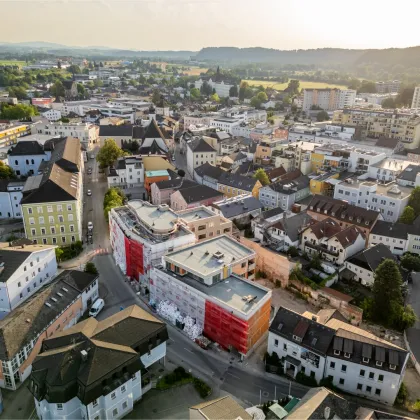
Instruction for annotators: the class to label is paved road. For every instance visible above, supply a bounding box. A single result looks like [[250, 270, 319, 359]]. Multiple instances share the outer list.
[[173, 143, 191, 179]]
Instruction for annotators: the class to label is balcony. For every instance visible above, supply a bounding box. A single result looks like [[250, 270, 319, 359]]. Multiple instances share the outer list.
[[305, 241, 339, 257], [248, 263, 256, 270]]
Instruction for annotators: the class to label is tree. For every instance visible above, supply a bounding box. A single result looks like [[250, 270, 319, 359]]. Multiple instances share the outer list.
[[50, 80, 65, 97], [103, 187, 126, 220], [151, 89, 161, 105], [178, 169, 185, 178], [190, 88, 201, 100], [372, 259, 403, 326], [381, 97, 396, 109], [399, 206, 415, 224], [200, 81, 213, 96], [250, 96, 261, 108], [96, 139, 125, 168], [358, 80, 377, 93], [127, 139, 139, 153], [68, 64, 81, 74], [408, 187, 420, 217], [0, 103, 38, 120], [316, 110, 330, 122], [77, 83, 86, 97], [229, 85, 238, 97], [287, 79, 300, 95], [7, 86, 28, 100], [253, 168, 270, 186], [84, 262, 98, 275], [348, 78, 362, 91], [210, 93, 220, 102], [0, 162, 16, 179], [396, 87, 415, 107], [256, 91, 268, 102], [401, 253, 420, 272], [239, 81, 253, 101]]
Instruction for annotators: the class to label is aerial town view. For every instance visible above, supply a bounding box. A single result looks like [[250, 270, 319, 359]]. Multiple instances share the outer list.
[[1, 1, 420, 419]]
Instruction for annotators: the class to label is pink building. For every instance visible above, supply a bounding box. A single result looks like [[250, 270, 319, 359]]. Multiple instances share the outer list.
[[151, 179, 197, 205], [170, 184, 223, 211]]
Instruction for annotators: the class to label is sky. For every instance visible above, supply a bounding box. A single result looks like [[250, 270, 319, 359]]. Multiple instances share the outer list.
[[1, 0, 420, 51]]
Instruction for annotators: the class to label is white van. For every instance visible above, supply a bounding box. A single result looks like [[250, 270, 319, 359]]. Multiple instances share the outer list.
[[89, 298, 104, 317]]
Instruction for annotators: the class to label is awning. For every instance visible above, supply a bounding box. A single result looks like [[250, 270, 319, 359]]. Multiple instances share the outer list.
[[285, 355, 301, 367]]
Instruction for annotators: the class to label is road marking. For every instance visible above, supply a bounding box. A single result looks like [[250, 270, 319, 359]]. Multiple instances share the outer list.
[[169, 337, 175, 343], [226, 372, 241, 380], [184, 347, 194, 353]]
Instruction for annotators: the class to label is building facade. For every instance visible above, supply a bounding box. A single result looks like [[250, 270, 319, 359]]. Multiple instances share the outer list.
[[302, 89, 356, 112]]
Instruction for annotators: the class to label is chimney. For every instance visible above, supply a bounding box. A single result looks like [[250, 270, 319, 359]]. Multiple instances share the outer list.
[[80, 349, 88, 362]]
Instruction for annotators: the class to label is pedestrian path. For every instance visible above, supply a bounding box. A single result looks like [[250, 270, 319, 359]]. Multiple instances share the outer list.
[[59, 247, 111, 269]]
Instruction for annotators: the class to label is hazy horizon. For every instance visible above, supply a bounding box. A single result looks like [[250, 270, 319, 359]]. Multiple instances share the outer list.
[[1, 0, 420, 51]]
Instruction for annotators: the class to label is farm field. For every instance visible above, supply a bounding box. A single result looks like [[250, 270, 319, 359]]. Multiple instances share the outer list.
[[150, 61, 207, 76], [0, 60, 26, 67], [245, 79, 348, 90]]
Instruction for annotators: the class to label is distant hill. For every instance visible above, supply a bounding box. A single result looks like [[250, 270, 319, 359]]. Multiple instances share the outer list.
[[194, 46, 420, 68]]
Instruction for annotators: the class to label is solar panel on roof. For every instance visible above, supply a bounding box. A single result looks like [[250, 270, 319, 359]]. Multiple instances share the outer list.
[[375, 346, 386, 362], [362, 343, 373, 358], [389, 350, 399, 366], [343, 339, 354, 354], [333, 336, 343, 351]]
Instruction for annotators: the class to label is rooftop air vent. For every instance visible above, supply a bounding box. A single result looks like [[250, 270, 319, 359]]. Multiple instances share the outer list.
[[213, 251, 224, 259]]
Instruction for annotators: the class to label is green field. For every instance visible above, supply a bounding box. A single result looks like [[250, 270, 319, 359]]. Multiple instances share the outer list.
[[245, 79, 348, 90], [0, 60, 26, 67]]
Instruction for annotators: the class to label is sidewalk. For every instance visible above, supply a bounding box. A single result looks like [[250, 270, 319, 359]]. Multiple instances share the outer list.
[[59, 246, 110, 270]]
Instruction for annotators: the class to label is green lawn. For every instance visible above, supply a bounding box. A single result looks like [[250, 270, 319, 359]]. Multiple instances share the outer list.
[[245, 79, 348, 91], [0, 60, 26, 67]]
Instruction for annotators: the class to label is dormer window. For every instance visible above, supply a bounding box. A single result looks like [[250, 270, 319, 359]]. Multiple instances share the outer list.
[[341, 214, 345, 219], [363, 357, 370, 363], [349, 216, 353, 221], [334, 350, 341, 356], [332, 212, 335, 217], [357, 218, 361, 223], [344, 352, 351, 358], [365, 221, 369, 225], [376, 361, 383, 367], [389, 364, 396, 370], [310, 205, 314, 210], [324, 210, 327, 214], [292, 335, 302, 342]]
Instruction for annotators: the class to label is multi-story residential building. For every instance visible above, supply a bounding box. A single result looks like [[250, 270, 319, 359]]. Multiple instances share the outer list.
[[150, 236, 271, 357], [186, 137, 217, 177], [397, 164, 420, 187], [0, 122, 31, 148], [307, 195, 380, 240], [209, 117, 241, 134], [183, 113, 217, 130], [259, 170, 310, 210], [107, 156, 144, 190], [332, 108, 420, 149], [170, 183, 223, 211], [20, 137, 83, 246], [253, 143, 272, 164], [31, 121, 98, 149], [0, 270, 98, 390], [41, 108, 62, 122], [0, 241, 57, 318], [109, 201, 196, 283], [268, 306, 409, 405], [217, 172, 262, 199], [29, 305, 167, 419], [321, 124, 356, 140], [210, 194, 263, 223], [151, 178, 195, 205], [368, 220, 411, 256], [7, 139, 58, 178], [0, 180, 24, 219], [302, 89, 356, 112], [376, 80, 400, 94], [194, 73, 238, 98], [194, 163, 225, 190], [176, 206, 233, 241], [367, 158, 410, 183], [301, 218, 365, 265], [345, 243, 398, 287], [412, 86, 420, 109], [333, 177, 411, 223]]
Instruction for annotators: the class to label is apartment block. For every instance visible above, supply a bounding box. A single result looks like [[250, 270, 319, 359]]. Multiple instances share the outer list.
[[302, 89, 356, 112], [0, 122, 31, 148]]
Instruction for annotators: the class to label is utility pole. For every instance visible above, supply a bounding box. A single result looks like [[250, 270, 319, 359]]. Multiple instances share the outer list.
[[259, 389, 262, 405]]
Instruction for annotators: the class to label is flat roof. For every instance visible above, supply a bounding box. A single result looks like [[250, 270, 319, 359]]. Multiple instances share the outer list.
[[145, 170, 169, 177], [176, 206, 216, 222], [126, 200, 178, 231], [165, 235, 255, 276], [338, 178, 412, 198]]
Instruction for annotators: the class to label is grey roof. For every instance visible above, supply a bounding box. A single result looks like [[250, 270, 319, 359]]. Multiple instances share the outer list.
[[397, 164, 420, 182], [178, 184, 223, 204], [270, 212, 314, 242], [0, 270, 98, 360], [8, 141, 45, 156], [268, 174, 310, 195], [347, 243, 396, 272], [270, 307, 336, 356], [211, 196, 263, 219], [375, 137, 400, 149], [189, 137, 216, 153], [194, 162, 225, 181], [99, 124, 133, 137], [155, 178, 196, 190], [0, 249, 32, 283], [218, 172, 258, 192], [261, 207, 285, 220], [370, 220, 414, 240]]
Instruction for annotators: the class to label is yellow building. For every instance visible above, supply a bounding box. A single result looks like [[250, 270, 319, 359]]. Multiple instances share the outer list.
[[310, 172, 340, 195], [254, 144, 272, 164], [0, 123, 31, 147], [217, 173, 262, 198], [310, 152, 325, 172]]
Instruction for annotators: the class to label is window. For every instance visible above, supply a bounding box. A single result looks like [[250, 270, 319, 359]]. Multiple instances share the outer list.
[[334, 350, 340, 356], [359, 369, 365, 377], [375, 388, 381, 396], [28, 207, 33, 214], [111, 392, 116, 400], [274, 339, 278, 347], [31, 228, 36, 236], [57, 205, 62, 211], [29, 217, 35, 225], [363, 357, 370, 363], [369, 372, 374, 380], [376, 361, 383, 367], [92, 399, 98, 408], [357, 383, 362, 390], [62, 237, 66, 243], [56, 403, 63, 410], [68, 214, 74, 222], [390, 364, 396, 370], [47, 206, 53, 213], [51, 227, 56, 234], [49, 216, 54, 224], [18, 282, 21, 287], [58, 215, 64, 223], [52, 238, 57, 245], [122, 401, 128, 410], [341, 365, 347, 372], [283, 343, 287, 351], [41, 228, 46, 235], [121, 385, 126, 393], [330, 361, 335, 369], [39, 216, 44, 224], [60, 226, 65, 233], [70, 225, 74, 232], [378, 374, 384, 382], [339, 378, 345, 385]]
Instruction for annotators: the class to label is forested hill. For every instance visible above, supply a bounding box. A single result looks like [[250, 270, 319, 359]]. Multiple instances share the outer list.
[[194, 46, 420, 67]]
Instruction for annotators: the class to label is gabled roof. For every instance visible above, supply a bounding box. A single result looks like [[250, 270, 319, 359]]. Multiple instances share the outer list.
[[190, 396, 252, 420], [177, 184, 223, 204], [211, 195, 263, 218], [218, 172, 259, 192], [155, 178, 196, 191], [307, 218, 341, 240], [139, 139, 168, 156], [194, 162, 225, 181], [8, 141, 45, 156], [333, 225, 364, 248], [143, 119, 165, 140], [99, 124, 133, 137], [370, 220, 413, 240], [266, 166, 286, 181], [347, 243, 396, 272], [189, 137, 216, 153], [270, 212, 314, 242], [397, 164, 420, 182]]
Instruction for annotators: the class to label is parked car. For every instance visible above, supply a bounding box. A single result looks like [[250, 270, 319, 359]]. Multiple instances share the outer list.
[[90, 153, 95, 159], [172, 155, 176, 161], [87, 221, 93, 231], [89, 298, 104, 317], [87, 189, 92, 196]]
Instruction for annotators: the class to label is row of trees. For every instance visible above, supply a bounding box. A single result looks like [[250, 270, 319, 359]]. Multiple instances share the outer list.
[[399, 187, 420, 224], [0, 103, 38, 120], [103, 188, 126, 221]]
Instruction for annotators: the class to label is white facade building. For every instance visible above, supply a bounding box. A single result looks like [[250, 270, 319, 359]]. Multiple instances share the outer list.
[[186, 137, 217, 177], [302, 89, 356, 112], [107, 156, 144, 190], [0, 181, 24, 219], [41, 109, 62, 122], [0, 243, 57, 318]]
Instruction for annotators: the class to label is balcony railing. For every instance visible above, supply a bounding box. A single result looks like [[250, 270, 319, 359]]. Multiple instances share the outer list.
[[305, 241, 339, 257]]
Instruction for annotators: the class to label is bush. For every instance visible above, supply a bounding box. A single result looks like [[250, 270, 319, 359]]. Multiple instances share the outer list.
[[275, 279, 281, 288], [84, 262, 98, 275], [395, 383, 408, 407], [296, 372, 318, 387], [193, 378, 211, 398], [286, 246, 299, 258], [319, 377, 340, 393], [55, 241, 83, 262], [412, 399, 420, 413]]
